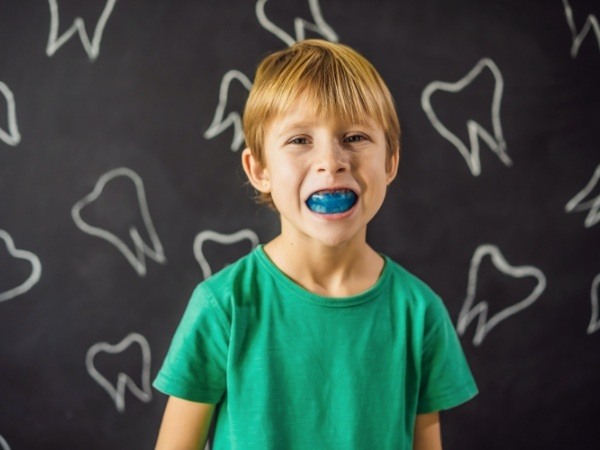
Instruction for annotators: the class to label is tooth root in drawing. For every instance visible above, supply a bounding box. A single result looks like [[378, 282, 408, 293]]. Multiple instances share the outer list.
[[204, 70, 253, 152], [588, 274, 600, 335], [0, 230, 42, 304], [0, 435, 9, 450], [256, 0, 339, 47], [204, 70, 252, 151], [563, 0, 600, 58], [456, 244, 547, 346], [85, 333, 152, 413], [565, 163, 600, 228], [46, 0, 118, 61], [193, 229, 259, 279], [0, 81, 21, 146], [71, 167, 166, 276], [421, 58, 511, 176]]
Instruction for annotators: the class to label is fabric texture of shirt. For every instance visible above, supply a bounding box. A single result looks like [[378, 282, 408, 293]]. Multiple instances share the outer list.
[[153, 246, 478, 449]]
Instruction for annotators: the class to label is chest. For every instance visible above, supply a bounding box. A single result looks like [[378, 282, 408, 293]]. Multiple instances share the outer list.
[[228, 297, 421, 386]]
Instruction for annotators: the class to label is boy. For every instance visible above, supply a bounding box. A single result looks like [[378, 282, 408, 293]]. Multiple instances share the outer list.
[[154, 39, 477, 450]]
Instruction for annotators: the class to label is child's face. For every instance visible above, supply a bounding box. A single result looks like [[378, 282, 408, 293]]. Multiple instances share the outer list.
[[243, 100, 398, 248]]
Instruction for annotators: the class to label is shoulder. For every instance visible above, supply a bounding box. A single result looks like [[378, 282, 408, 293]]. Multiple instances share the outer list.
[[382, 256, 450, 321], [201, 248, 259, 289], [383, 257, 442, 302], [191, 247, 265, 314]]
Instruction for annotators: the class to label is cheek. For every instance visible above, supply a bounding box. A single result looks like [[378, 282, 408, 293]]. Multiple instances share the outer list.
[[362, 160, 391, 198], [267, 163, 299, 196], [271, 155, 304, 181]]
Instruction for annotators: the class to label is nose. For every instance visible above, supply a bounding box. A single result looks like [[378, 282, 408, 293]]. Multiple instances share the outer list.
[[315, 140, 349, 175]]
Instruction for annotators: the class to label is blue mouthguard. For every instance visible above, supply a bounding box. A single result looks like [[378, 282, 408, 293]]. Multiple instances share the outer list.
[[306, 190, 357, 214]]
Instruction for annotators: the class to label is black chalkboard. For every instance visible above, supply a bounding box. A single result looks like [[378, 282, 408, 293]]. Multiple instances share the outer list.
[[1, 1, 599, 449]]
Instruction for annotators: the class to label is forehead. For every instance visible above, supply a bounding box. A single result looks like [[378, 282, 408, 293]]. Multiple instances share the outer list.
[[265, 94, 382, 138]]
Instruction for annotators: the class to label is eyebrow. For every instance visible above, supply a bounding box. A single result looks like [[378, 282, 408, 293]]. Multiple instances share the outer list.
[[275, 121, 317, 138], [278, 120, 374, 133]]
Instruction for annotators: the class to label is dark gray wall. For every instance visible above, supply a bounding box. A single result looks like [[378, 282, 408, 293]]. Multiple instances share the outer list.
[[1, 1, 599, 449]]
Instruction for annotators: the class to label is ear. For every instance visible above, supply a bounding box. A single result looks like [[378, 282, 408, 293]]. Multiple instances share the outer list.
[[241, 148, 271, 193], [385, 146, 400, 185]]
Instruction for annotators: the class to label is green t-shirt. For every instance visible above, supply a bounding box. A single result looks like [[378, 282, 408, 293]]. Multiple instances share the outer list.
[[154, 246, 477, 449]]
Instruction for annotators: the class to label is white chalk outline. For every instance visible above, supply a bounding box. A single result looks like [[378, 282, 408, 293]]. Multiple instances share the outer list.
[[563, 0, 600, 58], [204, 70, 253, 152], [46, 0, 118, 61], [421, 58, 512, 176], [0, 82, 21, 146], [565, 163, 600, 228], [193, 229, 259, 279], [0, 230, 42, 304], [588, 273, 600, 334], [457, 244, 547, 346], [0, 434, 10, 450], [256, 0, 339, 46], [86, 332, 152, 413], [71, 167, 166, 276]]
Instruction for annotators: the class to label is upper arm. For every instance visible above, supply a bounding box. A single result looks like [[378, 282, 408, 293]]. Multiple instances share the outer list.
[[155, 396, 215, 450], [413, 412, 442, 450]]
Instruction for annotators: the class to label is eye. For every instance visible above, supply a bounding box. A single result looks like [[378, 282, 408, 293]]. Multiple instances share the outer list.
[[288, 136, 309, 145], [344, 134, 367, 144]]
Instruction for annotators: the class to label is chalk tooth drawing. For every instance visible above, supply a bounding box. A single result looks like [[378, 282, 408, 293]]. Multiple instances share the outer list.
[[457, 244, 547, 346], [421, 58, 512, 176], [0, 230, 42, 304], [46, 0, 118, 61], [588, 274, 600, 334], [256, 0, 338, 46], [204, 70, 253, 152], [0, 434, 10, 450], [194, 229, 259, 279], [86, 332, 152, 413], [71, 167, 166, 276], [563, 0, 600, 58], [565, 163, 600, 228], [0, 82, 21, 146]]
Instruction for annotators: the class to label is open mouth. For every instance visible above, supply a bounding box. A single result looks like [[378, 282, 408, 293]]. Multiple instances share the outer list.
[[306, 189, 358, 214]]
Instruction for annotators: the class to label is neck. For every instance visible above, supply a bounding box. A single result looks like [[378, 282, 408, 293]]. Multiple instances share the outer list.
[[263, 232, 384, 298]]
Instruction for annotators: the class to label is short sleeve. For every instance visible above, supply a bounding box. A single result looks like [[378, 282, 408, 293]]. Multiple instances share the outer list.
[[153, 283, 230, 403], [417, 295, 478, 413]]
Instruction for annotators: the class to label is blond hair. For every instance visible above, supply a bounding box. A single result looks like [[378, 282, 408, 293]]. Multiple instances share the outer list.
[[243, 39, 400, 206]]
